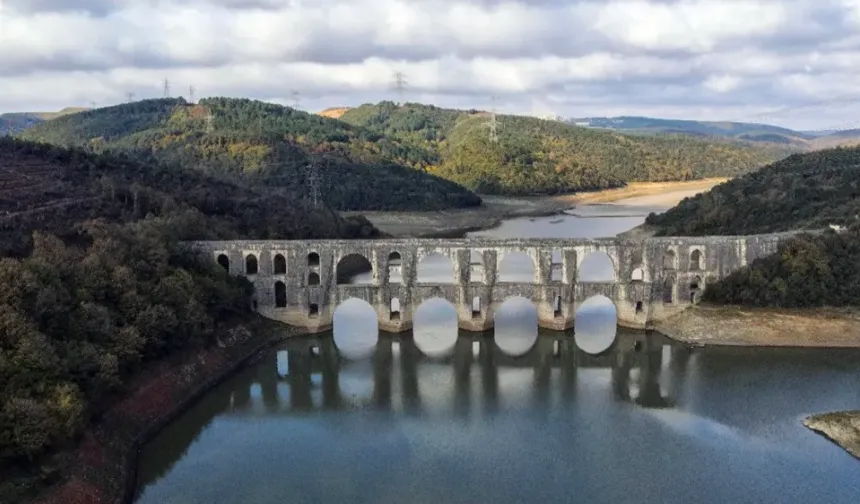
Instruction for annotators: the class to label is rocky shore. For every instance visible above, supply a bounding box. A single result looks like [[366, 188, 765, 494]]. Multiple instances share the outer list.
[[803, 412, 860, 460]]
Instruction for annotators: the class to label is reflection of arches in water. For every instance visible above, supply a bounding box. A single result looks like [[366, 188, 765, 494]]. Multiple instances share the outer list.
[[417, 252, 455, 284], [308, 272, 320, 285], [307, 252, 320, 267], [574, 295, 617, 355], [336, 253, 373, 284], [245, 254, 258, 275], [413, 298, 459, 356], [274, 281, 287, 308], [469, 250, 485, 283], [273, 254, 287, 275], [631, 268, 645, 282], [498, 251, 535, 283], [332, 298, 379, 360], [578, 251, 615, 282], [690, 249, 703, 271], [388, 252, 402, 284], [494, 296, 538, 356], [662, 250, 676, 270], [217, 254, 229, 271], [662, 276, 675, 304]]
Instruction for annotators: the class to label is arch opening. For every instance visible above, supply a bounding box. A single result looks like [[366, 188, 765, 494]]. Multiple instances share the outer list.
[[308, 303, 319, 318], [553, 295, 563, 319], [245, 254, 258, 275], [413, 298, 458, 356], [635, 301, 644, 314], [494, 296, 538, 356], [274, 281, 287, 308], [578, 251, 615, 283], [662, 276, 675, 304], [631, 268, 645, 282], [690, 249, 703, 271], [690, 275, 702, 304], [471, 296, 482, 319], [574, 295, 617, 355], [417, 252, 455, 284], [273, 254, 287, 275], [390, 297, 401, 321], [469, 251, 485, 283], [308, 272, 320, 286], [662, 250, 676, 270], [551, 251, 564, 282], [217, 254, 230, 271], [333, 298, 379, 360], [336, 253, 373, 285], [388, 251, 402, 284], [308, 252, 320, 267], [498, 251, 535, 283]]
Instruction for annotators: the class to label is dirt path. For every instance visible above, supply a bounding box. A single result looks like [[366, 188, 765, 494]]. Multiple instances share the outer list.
[[350, 179, 726, 237]]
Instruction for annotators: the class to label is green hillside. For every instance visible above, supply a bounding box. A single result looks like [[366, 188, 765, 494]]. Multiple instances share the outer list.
[[339, 102, 790, 195], [0, 108, 88, 136], [20, 98, 481, 212], [645, 146, 860, 236]]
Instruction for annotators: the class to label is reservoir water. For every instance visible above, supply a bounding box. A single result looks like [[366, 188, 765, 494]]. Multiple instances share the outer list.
[[134, 197, 860, 504]]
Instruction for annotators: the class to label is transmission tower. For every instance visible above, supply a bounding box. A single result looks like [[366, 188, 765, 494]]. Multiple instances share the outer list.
[[125, 92, 135, 103], [163, 79, 171, 98], [305, 155, 322, 208], [189, 85, 195, 104], [290, 90, 301, 109], [205, 107, 214, 134], [392, 72, 408, 105], [485, 95, 499, 143]]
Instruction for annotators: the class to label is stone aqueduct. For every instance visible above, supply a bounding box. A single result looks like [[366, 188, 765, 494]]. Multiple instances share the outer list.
[[189, 233, 794, 334]]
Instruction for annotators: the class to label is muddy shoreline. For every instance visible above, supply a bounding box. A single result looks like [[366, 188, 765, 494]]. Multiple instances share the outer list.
[[347, 179, 725, 237]]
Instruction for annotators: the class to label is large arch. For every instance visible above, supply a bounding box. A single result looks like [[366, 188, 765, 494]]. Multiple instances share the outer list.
[[273, 254, 287, 275], [274, 281, 287, 308], [308, 272, 320, 285], [336, 253, 373, 285], [578, 251, 615, 282], [494, 296, 538, 356], [417, 251, 455, 284], [662, 276, 675, 304], [574, 295, 617, 355], [413, 297, 458, 356], [690, 249, 703, 271], [308, 252, 320, 267], [332, 297, 379, 360], [498, 251, 535, 283], [245, 254, 258, 275], [217, 254, 229, 271]]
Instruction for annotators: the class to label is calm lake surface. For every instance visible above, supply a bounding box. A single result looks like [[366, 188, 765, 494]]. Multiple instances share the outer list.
[[135, 199, 860, 504]]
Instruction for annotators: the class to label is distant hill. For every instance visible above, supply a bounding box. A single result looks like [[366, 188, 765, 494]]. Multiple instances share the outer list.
[[0, 136, 378, 256], [19, 98, 481, 212], [0, 107, 88, 135], [645, 146, 860, 236], [339, 102, 791, 195]]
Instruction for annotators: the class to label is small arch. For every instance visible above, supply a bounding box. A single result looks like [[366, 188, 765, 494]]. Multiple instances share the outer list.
[[553, 295, 563, 319], [550, 251, 564, 282], [631, 268, 645, 282], [308, 303, 319, 318], [498, 251, 535, 283], [662, 276, 675, 304], [308, 272, 320, 285], [308, 252, 320, 267], [635, 301, 644, 314], [690, 275, 702, 304], [578, 251, 615, 283], [273, 254, 287, 275], [469, 251, 485, 283], [690, 249, 703, 271], [274, 281, 287, 308], [472, 296, 482, 319], [217, 254, 229, 271], [245, 254, 258, 275], [336, 253, 373, 285], [662, 250, 676, 270], [388, 251, 402, 284], [417, 252, 455, 284], [388, 251, 401, 264], [390, 297, 401, 321]]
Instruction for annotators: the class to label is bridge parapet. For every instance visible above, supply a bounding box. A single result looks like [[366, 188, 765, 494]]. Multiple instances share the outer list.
[[188, 232, 798, 333]]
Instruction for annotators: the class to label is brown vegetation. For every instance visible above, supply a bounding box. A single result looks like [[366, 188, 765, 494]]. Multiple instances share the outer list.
[[317, 107, 351, 119]]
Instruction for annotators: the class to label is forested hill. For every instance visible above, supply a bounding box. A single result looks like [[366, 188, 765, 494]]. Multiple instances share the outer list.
[[338, 101, 791, 195], [19, 98, 481, 212], [645, 146, 860, 236], [0, 136, 378, 256]]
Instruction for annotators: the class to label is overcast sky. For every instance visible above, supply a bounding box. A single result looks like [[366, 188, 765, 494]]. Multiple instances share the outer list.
[[2, 0, 860, 130]]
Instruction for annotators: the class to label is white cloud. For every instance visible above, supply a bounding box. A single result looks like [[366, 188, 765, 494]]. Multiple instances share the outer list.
[[1, 0, 860, 129]]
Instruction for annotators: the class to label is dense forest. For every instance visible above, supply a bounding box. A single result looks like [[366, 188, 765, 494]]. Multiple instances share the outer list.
[[340, 102, 791, 195], [645, 146, 860, 236], [703, 228, 860, 307], [0, 138, 378, 502], [19, 99, 481, 212]]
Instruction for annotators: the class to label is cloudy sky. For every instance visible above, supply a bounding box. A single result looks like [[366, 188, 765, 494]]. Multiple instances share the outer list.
[[2, 0, 860, 130]]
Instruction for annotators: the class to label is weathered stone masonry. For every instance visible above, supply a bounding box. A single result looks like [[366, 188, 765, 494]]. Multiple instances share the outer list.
[[187, 233, 796, 333]]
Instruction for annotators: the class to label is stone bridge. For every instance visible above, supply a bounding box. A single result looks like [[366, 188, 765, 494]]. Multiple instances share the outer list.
[[187, 233, 795, 333]]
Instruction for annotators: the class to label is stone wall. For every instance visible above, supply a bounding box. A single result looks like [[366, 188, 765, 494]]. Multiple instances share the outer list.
[[186, 232, 797, 333]]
